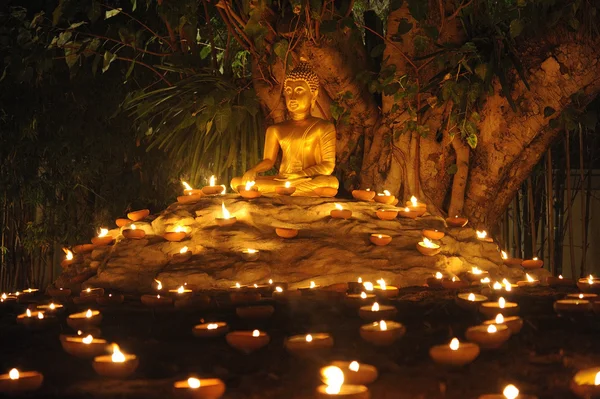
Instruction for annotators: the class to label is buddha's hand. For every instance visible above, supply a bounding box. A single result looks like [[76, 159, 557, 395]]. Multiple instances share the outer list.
[[283, 172, 307, 180], [242, 169, 257, 183]]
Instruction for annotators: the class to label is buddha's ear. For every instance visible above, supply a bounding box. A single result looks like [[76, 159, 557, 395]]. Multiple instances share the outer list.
[[311, 89, 319, 102]]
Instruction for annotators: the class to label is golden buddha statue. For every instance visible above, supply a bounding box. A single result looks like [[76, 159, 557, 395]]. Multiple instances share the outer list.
[[230, 61, 339, 196]]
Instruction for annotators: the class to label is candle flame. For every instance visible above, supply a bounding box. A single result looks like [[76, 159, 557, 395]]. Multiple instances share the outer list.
[[306, 334, 313, 342], [1, 293, 6, 300], [111, 344, 125, 363], [245, 248, 258, 254], [322, 366, 344, 394], [182, 181, 193, 191], [86, 288, 91, 293], [50, 303, 56, 310], [26, 309, 31, 317], [244, 181, 256, 191], [503, 384, 519, 399], [82, 335, 93, 344], [130, 224, 137, 230], [379, 320, 388, 331], [154, 279, 162, 290], [221, 202, 231, 219], [275, 286, 283, 292], [358, 277, 362, 283], [487, 324, 497, 333], [188, 377, 201, 389], [495, 313, 504, 324], [526, 273, 535, 282], [383, 190, 391, 196], [595, 371, 600, 386], [533, 257, 538, 261], [360, 292, 367, 299], [284, 181, 291, 188], [253, 284, 258, 288], [64, 248, 73, 261], [468, 293, 475, 301], [86, 309, 93, 318], [269, 279, 273, 284], [499, 297, 506, 309], [501, 250, 508, 260], [174, 225, 185, 233], [449, 338, 460, 350], [98, 228, 109, 238], [588, 275, 594, 285], [471, 267, 482, 275], [179, 246, 189, 254], [209, 175, 216, 186], [421, 237, 438, 248], [404, 207, 410, 212], [476, 230, 487, 239], [9, 369, 19, 380], [310, 281, 316, 289], [207, 323, 219, 330], [37, 312, 44, 319], [349, 361, 360, 372], [559, 275, 563, 279], [177, 286, 185, 294], [410, 196, 417, 207], [363, 282, 374, 291], [252, 330, 260, 337], [377, 278, 386, 290], [481, 277, 491, 283], [371, 302, 380, 311], [435, 272, 443, 279], [451, 276, 456, 282]]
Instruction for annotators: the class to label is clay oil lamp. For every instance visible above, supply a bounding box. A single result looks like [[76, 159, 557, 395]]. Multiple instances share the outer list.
[[201, 175, 226, 196], [501, 250, 523, 267], [80, 287, 105, 300], [17, 288, 40, 303], [0, 293, 18, 305], [141, 293, 173, 307], [229, 283, 261, 304], [178, 181, 204, 203], [423, 229, 444, 240], [427, 272, 444, 288], [570, 367, 600, 398], [362, 281, 375, 293], [272, 286, 301, 301], [238, 181, 261, 199], [123, 223, 146, 239], [67, 309, 102, 330], [446, 215, 468, 227], [275, 227, 298, 238], [358, 302, 397, 322], [0, 368, 43, 394], [215, 202, 236, 227], [466, 267, 489, 282], [521, 257, 543, 269], [374, 279, 398, 298], [299, 281, 322, 297], [554, 299, 591, 315], [127, 209, 149, 222], [314, 187, 339, 197], [406, 195, 427, 210], [441, 276, 469, 290], [360, 320, 405, 346], [226, 330, 269, 353], [476, 230, 493, 243], [484, 313, 523, 335], [316, 366, 369, 399], [74, 243, 96, 253], [169, 285, 193, 297], [374, 190, 395, 205], [91, 227, 113, 246], [46, 286, 71, 298], [275, 181, 296, 196], [517, 273, 540, 287], [352, 188, 376, 202], [399, 207, 421, 220], [93, 344, 138, 379], [547, 274, 575, 287], [239, 248, 260, 262], [567, 293, 598, 300], [285, 333, 334, 357], [172, 246, 192, 263], [236, 305, 275, 320], [416, 237, 441, 256], [466, 323, 510, 349], [16, 309, 52, 329], [348, 277, 364, 293], [480, 297, 519, 319], [61, 248, 74, 268], [115, 218, 131, 228], [193, 322, 229, 338], [328, 361, 378, 385], [36, 302, 64, 314], [429, 338, 480, 367], [480, 277, 491, 285], [370, 233, 392, 246], [577, 275, 600, 293], [345, 292, 376, 308], [456, 292, 488, 311], [479, 384, 538, 399], [173, 377, 226, 399], [97, 293, 124, 306], [61, 334, 108, 358], [375, 208, 398, 221], [501, 278, 519, 295], [163, 225, 189, 242], [331, 203, 352, 220]]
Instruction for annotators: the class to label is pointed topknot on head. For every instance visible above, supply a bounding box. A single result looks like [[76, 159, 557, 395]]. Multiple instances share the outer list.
[[284, 60, 319, 94]]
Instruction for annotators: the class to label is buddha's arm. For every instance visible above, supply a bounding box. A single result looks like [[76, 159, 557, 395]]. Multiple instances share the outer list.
[[242, 127, 279, 181], [298, 123, 336, 177]]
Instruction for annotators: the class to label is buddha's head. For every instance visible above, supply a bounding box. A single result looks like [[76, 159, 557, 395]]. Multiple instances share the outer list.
[[283, 61, 319, 116]]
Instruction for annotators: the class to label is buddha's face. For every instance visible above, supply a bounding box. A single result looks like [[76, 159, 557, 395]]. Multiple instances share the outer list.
[[284, 80, 316, 115]]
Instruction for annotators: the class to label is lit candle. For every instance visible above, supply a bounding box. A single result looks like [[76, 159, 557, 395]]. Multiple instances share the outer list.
[[352, 188, 376, 201], [445, 215, 468, 227], [483, 313, 523, 335], [478, 383, 538, 399], [241, 248, 260, 262], [141, 293, 173, 307], [61, 334, 108, 358], [521, 257, 544, 269], [570, 367, 600, 399], [330, 203, 353, 219], [92, 228, 114, 246], [326, 361, 378, 386], [422, 229, 445, 240], [226, 330, 270, 353], [67, 309, 102, 330], [373, 190, 395, 205], [476, 230, 493, 243], [238, 181, 261, 199], [345, 291, 376, 308], [92, 344, 139, 379], [285, 333, 334, 357], [316, 366, 369, 399], [171, 246, 192, 263], [517, 273, 540, 287], [173, 376, 226, 399], [358, 302, 397, 322], [36, 302, 63, 314], [168, 285, 193, 296], [429, 338, 480, 366], [0, 368, 43, 394], [426, 272, 444, 288], [215, 202, 236, 226], [465, 323, 511, 349], [370, 233, 392, 246], [466, 267, 489, 281], [122, 223, 146, 239], [398, 206, 422, 219], [375, 208, 398, 220], [360, 320, 405, 346], [61, 248, 75, 268], [553, 299, 592, 315], [275, 227, 299, 238], [455, 292, 488, 310], [201, 175, 226, 195], [192, 322, 229, 338], [547, 274, 575, 287], [577, 275, 600, 293], [441, 276, 469, 290], [374, 278, 399, 298], [480, 297, 519, 319], [275, 181, 297, 195], [416, 237, 441, 256]]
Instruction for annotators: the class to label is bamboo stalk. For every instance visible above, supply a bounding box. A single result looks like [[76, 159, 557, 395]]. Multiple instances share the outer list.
[[514, 193, 521, 257], [578, 124, 587, 277], [546, 149, 555, 275], [528, 177, 536, 256], [565, 131, 576, 276]]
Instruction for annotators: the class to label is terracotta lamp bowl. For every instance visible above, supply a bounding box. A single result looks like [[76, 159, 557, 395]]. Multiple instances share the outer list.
[[370, 234, 392, 246], [236, 186, 262, 199], [127, 209, 150, 221], [177, 194, 203, 204], [276, 228, 298, 239], [446, 217, 468, 227], [521, 259, 544, 269], [74, 244, 95, 254], [374, 195, 395, 205], [399, 209, 422, 219], [115, 218, 131, 227], [122, 229, 146, 239], [422, 229, 444, 240], [275, 186, 296, 195], [376, 209, 398, 220], [352, 190, 376, 201], [441, 279, 470, 290], [215, 217, 237, 227], [330, 209, 352, 219], [202, 185, 225, 195], [416, 243, 441, 256], [313, 187, 338, 197], [163, 232, 187, 242], [91, 236, 114, 246], [503, 258, 523, 267]]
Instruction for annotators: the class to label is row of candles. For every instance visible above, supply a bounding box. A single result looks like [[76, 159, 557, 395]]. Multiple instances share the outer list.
[[4, 271, 600, 398]]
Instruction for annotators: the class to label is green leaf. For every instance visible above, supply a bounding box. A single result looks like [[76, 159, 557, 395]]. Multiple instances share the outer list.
[[200, 46, 211, 60], [471, 112, 480, 122], [407, 0, 428, 20], [447, 163, 458, 175], [466, 134, 477, 149], [370, 43, 386, 58], [396, 18, 413, 35], [125, 60, 135, 80], [543, 106, 555, 118], [509, 19, 524, 38], [273, 40, 289, 61], [102, 51, 117, 73], [206, 119, 213, 133], [69, 21, 87, 29], [214, 105, 232, 133], [57, 31, 72, 46], [105, 8, 122, 19]]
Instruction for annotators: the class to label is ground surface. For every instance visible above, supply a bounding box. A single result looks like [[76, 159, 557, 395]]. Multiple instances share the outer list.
[[0, 285, 598, 399]]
